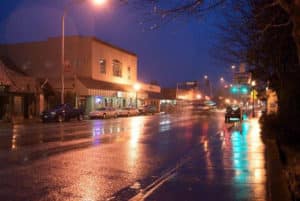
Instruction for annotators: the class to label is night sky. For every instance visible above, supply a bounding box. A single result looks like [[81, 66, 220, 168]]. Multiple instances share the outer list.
[[0, 0, 229, 87]]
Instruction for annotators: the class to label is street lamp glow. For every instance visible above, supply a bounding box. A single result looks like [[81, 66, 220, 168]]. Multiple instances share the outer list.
[[220, 77, 224, 82], [251, 80, 256, 87], [93, 0, 106, 5], [196, 94, 202, 99], [204, 75, 208, 79], [231, 65, 236, 69], [134, 83, 141, 91]]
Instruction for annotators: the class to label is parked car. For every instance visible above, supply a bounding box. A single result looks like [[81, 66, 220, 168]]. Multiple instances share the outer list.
[[40, 104, 84, 123], [117, 107, 139, 117], [89, 107, 118, 119], [225, 105, 242, 123]]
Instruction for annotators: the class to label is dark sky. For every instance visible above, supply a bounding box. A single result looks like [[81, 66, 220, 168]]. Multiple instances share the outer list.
[[0, 0, 230, 87]]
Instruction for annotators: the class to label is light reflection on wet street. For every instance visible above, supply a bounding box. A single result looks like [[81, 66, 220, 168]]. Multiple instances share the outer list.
[[0, 112, 266, 201]]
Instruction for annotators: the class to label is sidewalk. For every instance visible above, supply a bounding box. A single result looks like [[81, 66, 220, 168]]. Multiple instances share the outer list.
[[280, 143, 300, 200], [266, 139, 292, 201]]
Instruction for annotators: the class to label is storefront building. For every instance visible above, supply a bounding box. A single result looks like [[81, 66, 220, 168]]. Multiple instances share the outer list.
[[0, 60, 37, 121], [0, 36, 160, 113]]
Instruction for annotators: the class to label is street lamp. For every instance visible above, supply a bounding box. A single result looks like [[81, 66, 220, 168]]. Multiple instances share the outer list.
[[220, 77, 224, 82], [61, 0, 106, 104], [203, 75, 212, 98], [133, 83, 141, 108], [251, 80, 256, 117]]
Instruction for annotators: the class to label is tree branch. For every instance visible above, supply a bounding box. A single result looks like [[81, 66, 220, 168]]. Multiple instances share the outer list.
[[261, 19, 292, 33]]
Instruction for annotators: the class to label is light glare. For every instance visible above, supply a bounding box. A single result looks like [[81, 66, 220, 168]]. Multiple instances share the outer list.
[[93, 0, 106, 5]]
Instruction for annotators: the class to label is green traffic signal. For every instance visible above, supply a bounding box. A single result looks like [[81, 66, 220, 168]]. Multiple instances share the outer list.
[[230, 85, 249, 95], [240, 86, 249, 94], [230, 86, 239, 94]]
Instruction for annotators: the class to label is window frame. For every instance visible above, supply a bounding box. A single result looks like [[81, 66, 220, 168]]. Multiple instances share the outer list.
[[99, 59, 106, 74], [112, 59, 122, 77]]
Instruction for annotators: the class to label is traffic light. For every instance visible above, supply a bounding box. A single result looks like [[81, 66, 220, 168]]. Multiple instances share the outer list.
[[230, 86, 239, 94], [240, 85, 249, 95], [230, 85, 249, 95]]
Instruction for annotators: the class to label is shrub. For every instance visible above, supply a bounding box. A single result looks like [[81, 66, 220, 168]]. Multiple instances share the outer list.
[[259, 113, 280, 140]]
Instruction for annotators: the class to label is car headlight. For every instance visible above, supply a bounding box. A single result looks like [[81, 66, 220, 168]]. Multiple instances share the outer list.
[[50, 112, 56, 115]]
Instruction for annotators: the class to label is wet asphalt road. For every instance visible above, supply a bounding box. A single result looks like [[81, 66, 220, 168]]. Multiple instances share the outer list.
[[0, 111, 266, 201]]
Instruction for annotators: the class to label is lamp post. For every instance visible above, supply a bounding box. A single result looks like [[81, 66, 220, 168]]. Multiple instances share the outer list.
[[134, 83, 141, 108], [61, 0, 106, 104], [204, 75, 212, 98], [251, 80, 256, 117]]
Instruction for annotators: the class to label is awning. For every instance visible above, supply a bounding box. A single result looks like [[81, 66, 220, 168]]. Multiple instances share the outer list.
[[76, 77, 135, 97], [0, 60, 36, 93], [78, 77, 133, 92], [0, 61, 13, 86]]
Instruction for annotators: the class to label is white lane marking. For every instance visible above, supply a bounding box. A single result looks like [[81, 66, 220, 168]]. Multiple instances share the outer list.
[[129, 157, 191, 201], [129, 172, 176, 201]]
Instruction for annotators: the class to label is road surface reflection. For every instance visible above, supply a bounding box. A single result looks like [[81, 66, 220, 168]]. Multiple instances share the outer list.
[[0, 113, 267, 201]]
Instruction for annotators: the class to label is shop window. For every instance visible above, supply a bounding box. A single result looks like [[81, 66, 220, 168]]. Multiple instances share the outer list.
[[112, 59, 122, 77]]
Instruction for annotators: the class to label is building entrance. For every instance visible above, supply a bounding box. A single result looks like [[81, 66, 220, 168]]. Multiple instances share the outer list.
[[0, 95, 8, 120]]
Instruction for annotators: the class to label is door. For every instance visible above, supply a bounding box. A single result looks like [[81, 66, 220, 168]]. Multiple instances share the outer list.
[[0, 95, 8, 120]]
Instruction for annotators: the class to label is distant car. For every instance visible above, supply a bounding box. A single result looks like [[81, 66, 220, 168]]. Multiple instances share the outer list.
[[41, 104, 84, 123], [117, 107, 139, 117], [138, 105, 157, 115], [89, 107, 118, 119], [204, 100, 217, 110], [225, 105, 242, 123], [193, 100, 216, 112], [195, 102, 211, 111]]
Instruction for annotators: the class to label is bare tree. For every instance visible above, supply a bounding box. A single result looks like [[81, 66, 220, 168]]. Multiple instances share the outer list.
[[131, 0, 300, 63], [277, 0, 300, 63]]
